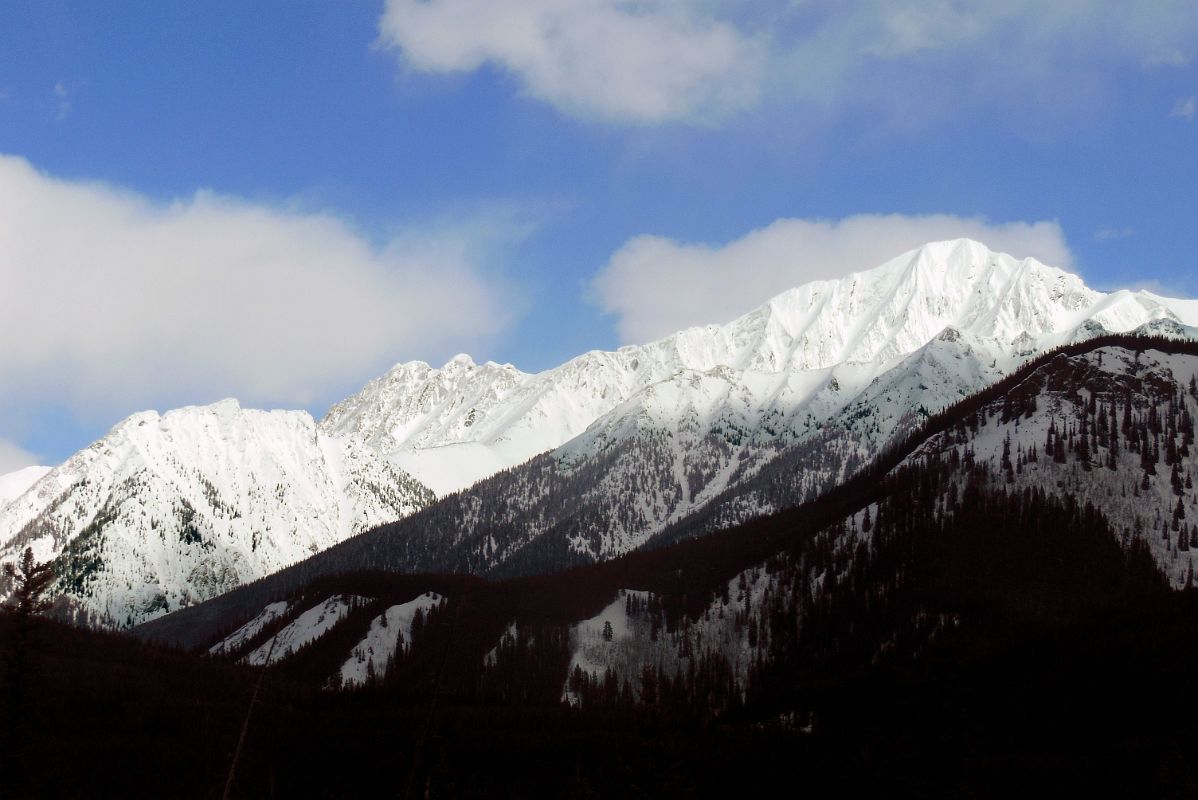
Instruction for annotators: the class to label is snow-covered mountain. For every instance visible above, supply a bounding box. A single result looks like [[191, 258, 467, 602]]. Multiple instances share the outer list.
[[554, 344, 1198, 708], [0, 465, 51, 508], [138, 338, 1198, 682], [324, 239, 1195, 497], [7, 238, 1197, 627], [0, 400, 433, 627], [304, 240, 1196, 576], [100, 338, 1198, 800]]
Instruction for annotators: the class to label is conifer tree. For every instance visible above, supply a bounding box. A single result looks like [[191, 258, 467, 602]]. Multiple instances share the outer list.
[[1002, 434, 1014, 480], [3, 547, 54, 618], [1075, 429, 1091, 470]]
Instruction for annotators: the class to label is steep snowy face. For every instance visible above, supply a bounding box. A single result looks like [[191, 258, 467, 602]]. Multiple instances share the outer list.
[[661, 238, 1179, 374], [322, 356, 530, 453], [0, 399, 434, 627], [11, 239, 1191, 625], [324, 239, 1188, 494], [0, 466, 51, 508]]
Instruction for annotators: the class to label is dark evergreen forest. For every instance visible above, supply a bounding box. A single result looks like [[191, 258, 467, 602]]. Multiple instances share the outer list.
[[6, 335, 1198, 797]]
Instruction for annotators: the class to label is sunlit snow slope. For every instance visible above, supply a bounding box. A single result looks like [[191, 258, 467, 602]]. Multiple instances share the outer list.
[[312, 240, 1196, 575], [7, 238, 1196, 626], [324, 239, 1192, 497], [0, 466, 51, 508], [0, 400, 433, 627]]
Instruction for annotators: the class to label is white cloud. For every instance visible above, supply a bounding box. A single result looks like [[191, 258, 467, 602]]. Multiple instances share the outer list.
[[591, 214, 1073, 344], [0, 154, 518, 419], [377, 1, 1198, 126], [1172, 95, 1197, 120], [0, 439, 39, 473], [377, 0, 763, 123], [768, 1, 1198, 132]]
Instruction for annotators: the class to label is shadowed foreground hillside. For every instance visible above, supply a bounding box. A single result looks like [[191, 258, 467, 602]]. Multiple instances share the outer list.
[[5, 480, 1198, 797], [7, 336, 1198, 797]]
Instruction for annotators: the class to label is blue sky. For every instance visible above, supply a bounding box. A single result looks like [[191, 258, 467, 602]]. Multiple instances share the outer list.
[[1, 1, 1197, 467]]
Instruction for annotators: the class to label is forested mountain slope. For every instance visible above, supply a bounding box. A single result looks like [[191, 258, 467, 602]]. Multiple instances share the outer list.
[[107, 338, 1198, 797], [137, 336, 1198, 659]]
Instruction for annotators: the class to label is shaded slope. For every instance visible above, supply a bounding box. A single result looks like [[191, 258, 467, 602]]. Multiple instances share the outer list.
[[136, 334, 1198, 654]]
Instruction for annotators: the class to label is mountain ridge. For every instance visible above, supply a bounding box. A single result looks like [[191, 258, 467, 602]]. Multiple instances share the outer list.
[[5, 238, 1197, 626], [132, 333, 1198, 652], [324, 238, 1194, 495], [0, 399, 434, 626]]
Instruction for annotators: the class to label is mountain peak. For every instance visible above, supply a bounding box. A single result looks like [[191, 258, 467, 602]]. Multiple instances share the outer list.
[[7, 240, 1197, 629], [911, 236, 993, 260], [0, 391, 434, 626], [324, 240, 1194, 495]]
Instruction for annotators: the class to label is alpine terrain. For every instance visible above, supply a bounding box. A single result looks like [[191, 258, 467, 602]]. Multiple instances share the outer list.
[[105, 334, 1198, 797], [3, 239, 1196, 627], [0, 401, 433, 626], [301, 239, 1198, 578]]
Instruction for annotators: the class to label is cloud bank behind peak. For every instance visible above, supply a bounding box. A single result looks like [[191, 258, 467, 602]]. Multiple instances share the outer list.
[[591, 214, 1074, 344], [0, 155, 519, 420]]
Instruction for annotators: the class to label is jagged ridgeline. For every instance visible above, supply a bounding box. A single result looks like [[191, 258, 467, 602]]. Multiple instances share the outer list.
[[138, 335, 1198, 653], [4, 240, 1197, 628], [139, 332, 1197, 647], [6, 335, 1198, 796], [0, 403, 436, 628], [83, 335, 1198, 796]]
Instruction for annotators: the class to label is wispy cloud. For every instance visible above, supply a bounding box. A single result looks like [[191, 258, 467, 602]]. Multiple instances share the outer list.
[[53, 81, 71, 119], [377, 0, 762, 124], [1172, 95, 1197, 120], [1094, 226, 1135, 242], [0, 438, 39, 473], [377, 1, 1198, 126], [591, 215, 1074, 344]]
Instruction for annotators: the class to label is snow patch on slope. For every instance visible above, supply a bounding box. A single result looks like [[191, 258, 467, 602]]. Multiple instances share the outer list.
[[209, 601, 290, 656], [562, 577, 774, 704], [337, 592, 444, 687], [245, 594, 367, 666], [388, 443, 518, 498]]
